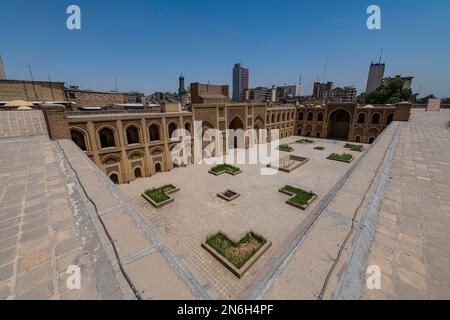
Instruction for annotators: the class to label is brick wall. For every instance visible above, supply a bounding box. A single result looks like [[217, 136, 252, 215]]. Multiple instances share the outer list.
[[66, 90, 128, 108], [0, 80, 66, 101]]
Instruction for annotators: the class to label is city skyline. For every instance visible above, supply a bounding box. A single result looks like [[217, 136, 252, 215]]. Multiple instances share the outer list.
[[1, 0, 450, 97]]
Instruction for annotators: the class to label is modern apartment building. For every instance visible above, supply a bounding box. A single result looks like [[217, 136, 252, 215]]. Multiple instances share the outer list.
[[232, 63, 249, 101]]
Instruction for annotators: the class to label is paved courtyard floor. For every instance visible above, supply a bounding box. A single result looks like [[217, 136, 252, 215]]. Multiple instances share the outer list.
[[119, 136, 367, 299]]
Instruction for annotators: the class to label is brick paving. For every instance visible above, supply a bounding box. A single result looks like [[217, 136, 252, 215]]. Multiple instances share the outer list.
[[361, 109, 450, 299], [119, 136, 367, 299]]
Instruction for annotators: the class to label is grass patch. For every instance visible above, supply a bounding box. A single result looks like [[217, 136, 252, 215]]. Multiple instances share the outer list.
[[278, 144, 294, 152], [144, 184, 176, 204], [206, 231, 266, 269], [344, 143, 364, 152], [328, 153, 353, 162], [280, 185, 316, 206], [211, 163, 240, 174]]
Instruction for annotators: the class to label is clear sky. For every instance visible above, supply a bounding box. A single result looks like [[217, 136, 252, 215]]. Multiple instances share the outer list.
[[1, 0, 449, 97]]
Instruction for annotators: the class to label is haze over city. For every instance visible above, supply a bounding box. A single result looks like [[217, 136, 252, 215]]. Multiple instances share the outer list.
[[1, 0, 449, 97]]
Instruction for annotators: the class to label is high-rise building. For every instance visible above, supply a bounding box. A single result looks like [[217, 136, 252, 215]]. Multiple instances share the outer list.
[[232, 63, 249, 101], [0, 55, 6, 80], [313, 81, 334, 99], [366, 62, 385, 95]]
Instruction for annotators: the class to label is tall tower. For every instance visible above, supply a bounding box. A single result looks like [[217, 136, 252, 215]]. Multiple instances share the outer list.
[[366, 62, 385, 95], [232, 63, 249, 101], [0, 55, 6, 80], [178, 73, 187, 107]]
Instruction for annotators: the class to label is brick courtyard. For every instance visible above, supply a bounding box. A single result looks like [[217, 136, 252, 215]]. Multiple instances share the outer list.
[[119, 136, 367, 298]]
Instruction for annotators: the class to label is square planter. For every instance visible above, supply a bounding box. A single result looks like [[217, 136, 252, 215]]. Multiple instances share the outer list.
[[217, 190, 240, 202], [141, 185, 180, 208], [208, 164, 242, 176], [202, 232, 271, 279], [279, 185, 317, 210], [327, 153, 354, 163]]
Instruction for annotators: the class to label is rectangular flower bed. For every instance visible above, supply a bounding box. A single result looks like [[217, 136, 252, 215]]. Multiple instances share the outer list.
[[314, 146, 325, 151], [208, 164, 242, 176], [344, 143, 364, 152], [279, 185, 317, 210], [201, 231, 271, 278], [296, 138, 315, 144], [278, 144, 294, 152], [142, 184, 180, 208], [327, 153, 354, 163]]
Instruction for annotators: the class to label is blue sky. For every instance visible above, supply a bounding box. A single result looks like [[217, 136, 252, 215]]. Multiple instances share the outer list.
[[1, 0, 449, 97]]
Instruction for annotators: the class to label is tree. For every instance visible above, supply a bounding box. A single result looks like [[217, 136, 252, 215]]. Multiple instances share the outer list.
[[442, 97, 450, 104], [366, 78, 412, 104], [417, 94, 437, 104]]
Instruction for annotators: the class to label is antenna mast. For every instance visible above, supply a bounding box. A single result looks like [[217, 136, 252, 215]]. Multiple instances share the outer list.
[[379, 48, 384, 64]]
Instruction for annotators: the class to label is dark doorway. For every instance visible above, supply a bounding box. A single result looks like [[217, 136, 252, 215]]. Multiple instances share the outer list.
[[126, 126, 140, 144], [328, 109, 351, 139], [134, 167, 142, 178], [99, 128, 116, 148], [109, 173, 119, 184], [155, 163, 162, 173], [71, 130, 87, 151], [229, 117, 245, 149]]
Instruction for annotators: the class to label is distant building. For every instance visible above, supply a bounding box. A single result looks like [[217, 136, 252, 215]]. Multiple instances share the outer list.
[[65, 87, 128, 109], [313, 81, 334, 100], [382, 75, 414, 90], [332, 86, 357, 103], [244, 86, 276, 102], [366, 62, 385, 95], [0, 56, 6, 80], [190, 82, 229, 104], [232, 63, 249, 101], [276, 84, 302, 101]]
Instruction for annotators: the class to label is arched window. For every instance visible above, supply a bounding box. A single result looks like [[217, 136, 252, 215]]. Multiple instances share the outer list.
[[99, 128, 116, 148], [386, 113, 394, 125], [149, 124, 160, 141], [307, 112, 313, 121], [168, 122, 178, 139], [71, 129, 87, 151], [134, 168, 142, 178], [126, 126, 140, 145], [357, 113, 366, 124], [109, 173, 119, 184], [317, 112, 324, 122], [298, 112, 304, 120], [184, 122, 191, 135], [371, 113, 381, 124], [271, 114, 275, 123], [277, 114, 281, 122]]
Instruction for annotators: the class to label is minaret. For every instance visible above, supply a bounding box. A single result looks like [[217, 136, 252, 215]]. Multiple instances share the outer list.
[[178, 73, 186, 107], [0, 55, 6, 80]]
